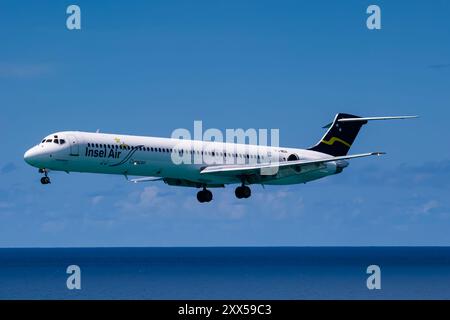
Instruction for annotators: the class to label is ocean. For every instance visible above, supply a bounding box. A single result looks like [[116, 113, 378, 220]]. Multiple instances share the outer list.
[[0, 247, 449, 299]]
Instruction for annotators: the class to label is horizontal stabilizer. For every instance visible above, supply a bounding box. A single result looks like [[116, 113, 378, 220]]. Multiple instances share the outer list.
[[338, 115, 418, 122]]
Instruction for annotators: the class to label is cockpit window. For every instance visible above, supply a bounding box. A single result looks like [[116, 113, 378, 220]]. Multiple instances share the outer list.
[[46, 139, 53, 143], [41, 139, 45, 143], [54, 139, 59, 144]]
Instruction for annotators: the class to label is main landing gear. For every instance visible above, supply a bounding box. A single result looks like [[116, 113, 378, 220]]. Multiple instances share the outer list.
[[235, 185, 251, 199], [197, 188, 213, 203], [39, 169, 51, 185], [197, 185, 252, 202]]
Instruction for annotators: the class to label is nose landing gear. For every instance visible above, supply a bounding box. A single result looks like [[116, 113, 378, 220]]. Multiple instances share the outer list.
[[39, 169, 51, 185], [40, 177, 51, 184]]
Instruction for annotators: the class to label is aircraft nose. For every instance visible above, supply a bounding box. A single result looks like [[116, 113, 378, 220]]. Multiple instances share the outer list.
[[24, 147, 39, 166]]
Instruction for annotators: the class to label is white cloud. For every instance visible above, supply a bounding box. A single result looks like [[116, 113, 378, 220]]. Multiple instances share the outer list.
[[115, 185, 173, 216], [91, 195, 104, 205], [41, 220, 67, 233], [139, 186, 160, 205], [0, 63, 52, 78], [421, 200, 440, 214], [0, 201, 14, 209], [216, 193, 247, 220]]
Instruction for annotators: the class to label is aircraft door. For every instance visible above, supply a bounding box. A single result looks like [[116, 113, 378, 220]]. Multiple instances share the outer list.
[[67, 135, 79, 156]]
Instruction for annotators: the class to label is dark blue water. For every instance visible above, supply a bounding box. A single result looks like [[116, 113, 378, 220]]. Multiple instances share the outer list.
[[0, 247, 449, 299]]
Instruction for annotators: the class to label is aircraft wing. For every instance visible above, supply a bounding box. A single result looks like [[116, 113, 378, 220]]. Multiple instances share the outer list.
[[200, 152, 385, 177], [127, 177, 164, 183]]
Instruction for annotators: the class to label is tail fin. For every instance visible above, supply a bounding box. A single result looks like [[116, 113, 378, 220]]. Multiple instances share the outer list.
[[308, 113, 417, 156], [309, 113, 366, 156]]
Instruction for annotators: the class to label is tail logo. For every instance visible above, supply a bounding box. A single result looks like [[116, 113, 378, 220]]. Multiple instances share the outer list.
[[321, 137, 351, 148]]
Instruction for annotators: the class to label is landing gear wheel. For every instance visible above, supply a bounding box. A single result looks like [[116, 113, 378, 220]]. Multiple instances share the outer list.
[[242, 186, 251, 198], [235, 186, 251, 199], [205, 189, 212, 202], [40, 177, 50, 185], [197, 191, 205, 203], [39, 169, 50, 185], [235, 186, 244, 199], [197, 189, 213, 203]]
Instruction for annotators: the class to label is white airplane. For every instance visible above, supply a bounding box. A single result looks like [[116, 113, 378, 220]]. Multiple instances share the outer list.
[[24, 113, 416, 203]]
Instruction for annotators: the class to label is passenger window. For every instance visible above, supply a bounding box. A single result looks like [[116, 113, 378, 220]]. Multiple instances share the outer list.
[[96, 144, 99, 148]]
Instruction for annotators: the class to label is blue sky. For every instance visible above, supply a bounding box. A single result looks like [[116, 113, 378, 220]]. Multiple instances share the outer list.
[[0, 0, 449, 246]]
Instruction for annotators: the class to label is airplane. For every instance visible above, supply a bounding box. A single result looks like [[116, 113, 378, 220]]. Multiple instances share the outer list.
[[24, 113, 416, 203]]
